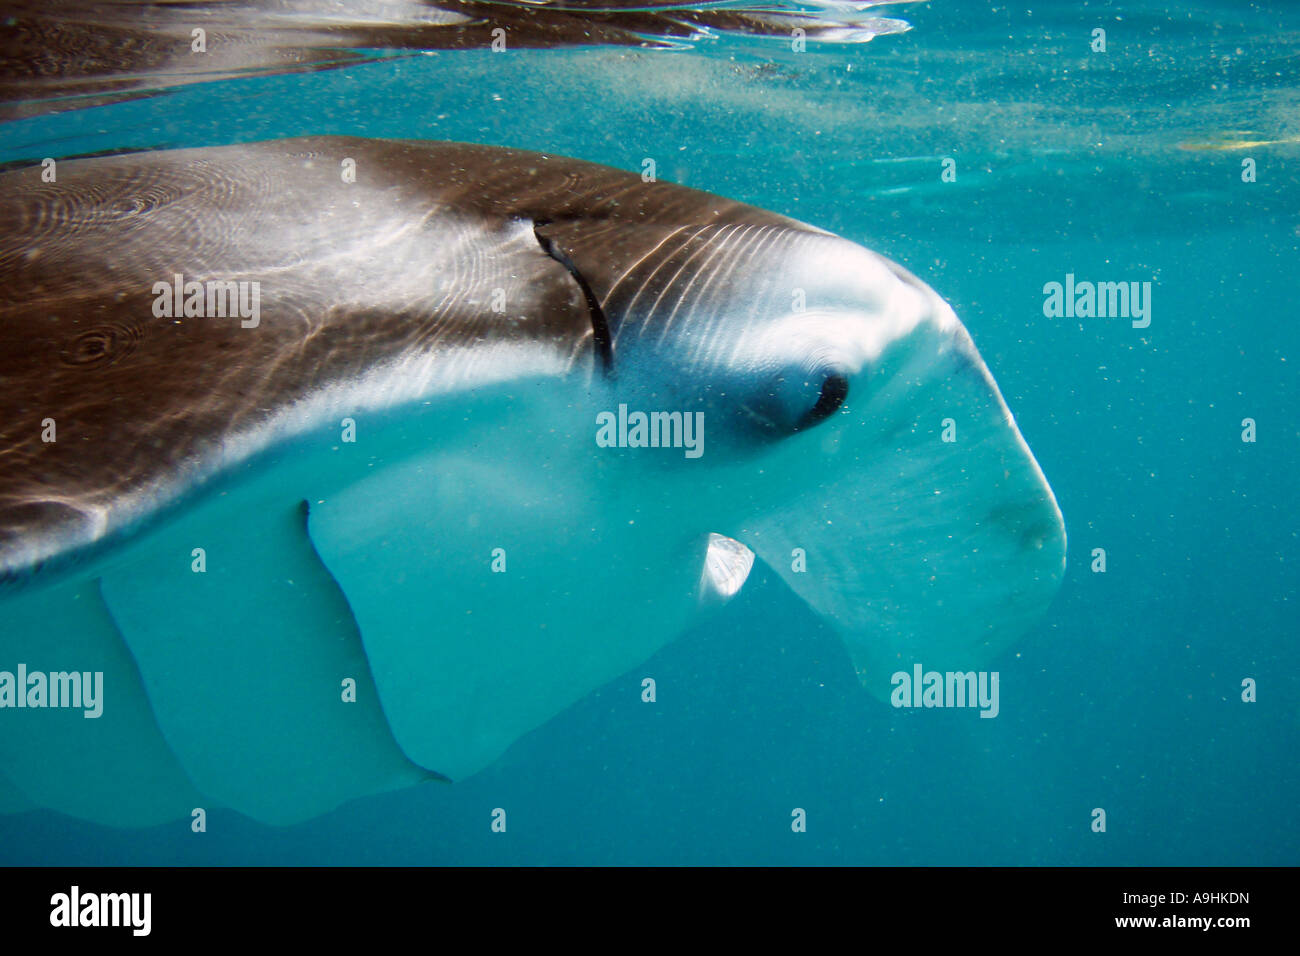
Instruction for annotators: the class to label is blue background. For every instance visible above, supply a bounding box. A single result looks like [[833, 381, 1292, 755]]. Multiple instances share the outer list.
[[1, 0, 1295, 864]]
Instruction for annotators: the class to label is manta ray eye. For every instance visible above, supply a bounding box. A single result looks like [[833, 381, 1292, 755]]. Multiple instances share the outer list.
[[795, 373, 849, 431], [737, 369, 850, 439]]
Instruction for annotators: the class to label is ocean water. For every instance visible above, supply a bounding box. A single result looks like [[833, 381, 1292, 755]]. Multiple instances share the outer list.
[[0, 0, 1296, 865]]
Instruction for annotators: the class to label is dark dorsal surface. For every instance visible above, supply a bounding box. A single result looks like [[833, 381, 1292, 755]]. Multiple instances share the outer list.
[[0, 136, 803, 578]]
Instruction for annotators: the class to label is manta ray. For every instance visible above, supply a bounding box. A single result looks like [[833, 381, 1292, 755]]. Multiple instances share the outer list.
[[0, 0, 912, 119], [0, 137, 1065, 826]]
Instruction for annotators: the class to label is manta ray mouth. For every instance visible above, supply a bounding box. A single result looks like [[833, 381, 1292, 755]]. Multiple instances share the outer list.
[[532, 218, 614, 375]]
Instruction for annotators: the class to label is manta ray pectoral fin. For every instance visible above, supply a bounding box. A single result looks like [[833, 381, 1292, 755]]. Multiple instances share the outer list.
[[0, 578, 205, 826], [304, 395, 712, 781], [98, 499, 429, 825]]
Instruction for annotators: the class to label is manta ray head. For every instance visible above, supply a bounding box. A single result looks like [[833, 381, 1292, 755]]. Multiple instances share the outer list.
[[541, 212, 1068, 697]]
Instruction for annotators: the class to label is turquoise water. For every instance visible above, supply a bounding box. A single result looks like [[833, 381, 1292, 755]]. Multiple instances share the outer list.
[[1, 0, 1296, 864]]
